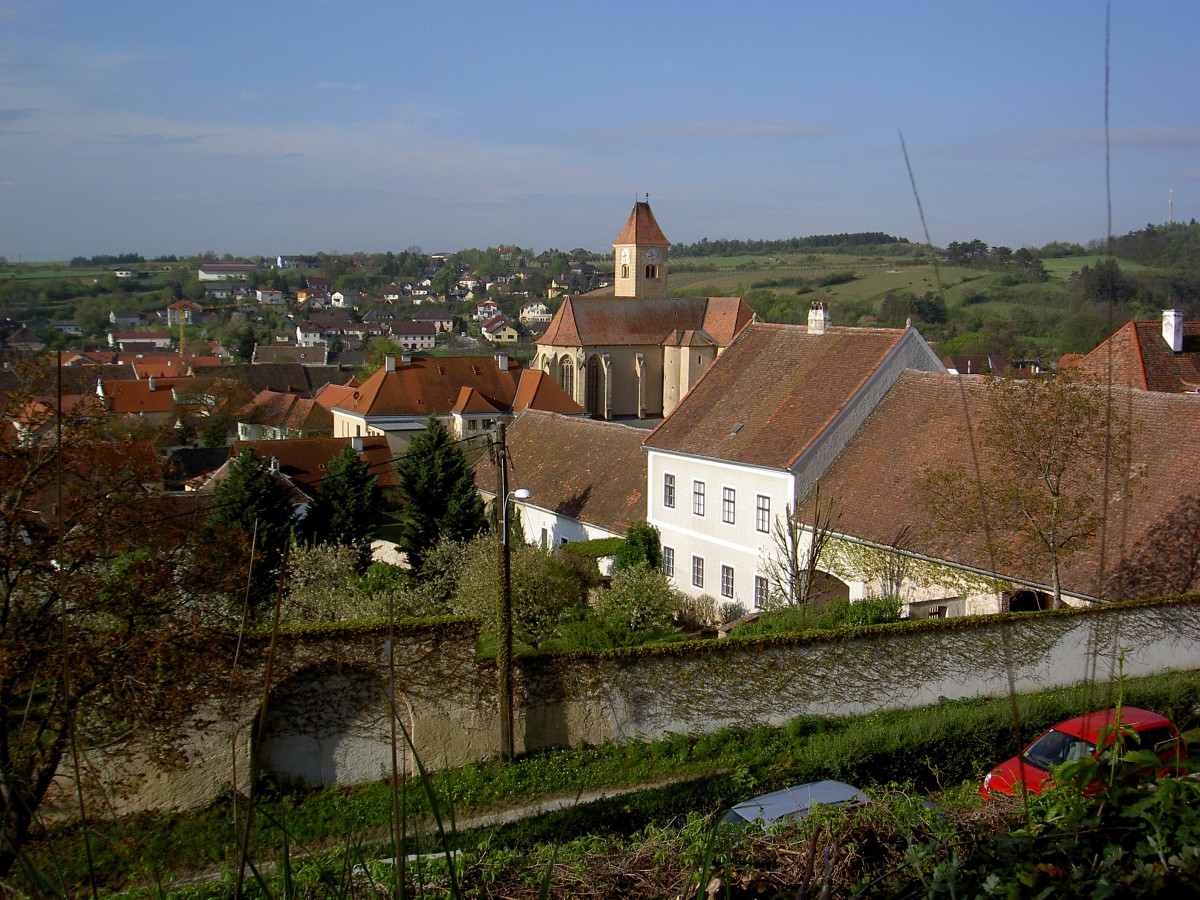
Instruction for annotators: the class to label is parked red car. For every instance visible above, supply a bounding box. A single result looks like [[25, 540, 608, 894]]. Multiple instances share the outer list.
[[980, 707, 1186, 799]]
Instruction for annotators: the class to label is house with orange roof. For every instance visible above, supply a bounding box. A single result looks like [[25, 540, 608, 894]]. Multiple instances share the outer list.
[[480, 314, 518, 343], [642, 310, 945, 612], [1062, 309, 1200, 393], [535, 201, 755, 420], [237, 389, 334, 441], [331, 351, 584, 450], [222, 435, 401, 505], [96, 377, 180, 429], [812, 369, 1200, 616], [165, 299, 203, 326], [473, 409, 648, 554]]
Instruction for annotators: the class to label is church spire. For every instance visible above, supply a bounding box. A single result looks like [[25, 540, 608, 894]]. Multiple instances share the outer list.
[[613, 199, 669, 300]]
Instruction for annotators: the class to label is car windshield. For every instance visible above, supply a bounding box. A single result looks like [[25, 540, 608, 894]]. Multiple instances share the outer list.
[[1023, 729, 1096, 770]]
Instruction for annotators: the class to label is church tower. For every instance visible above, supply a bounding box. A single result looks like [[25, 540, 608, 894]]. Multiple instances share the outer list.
[[613, 200, 669, 300]]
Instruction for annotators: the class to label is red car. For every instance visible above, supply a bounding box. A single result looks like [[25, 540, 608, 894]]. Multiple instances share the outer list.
[[980, 707, 1185, 799]]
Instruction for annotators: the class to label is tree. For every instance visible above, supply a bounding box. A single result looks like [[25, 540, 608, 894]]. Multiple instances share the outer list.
[[203, 448, 296, 609], [448, 534, 589, 646], [922, 373, 1130, 608], [614, 521, 662, 572], [758, 485, 840, 609], [0, 379, 223, 877], [395, 416, 486, 571], [301, 443, 382, 569], [358, 335, 404, 380]]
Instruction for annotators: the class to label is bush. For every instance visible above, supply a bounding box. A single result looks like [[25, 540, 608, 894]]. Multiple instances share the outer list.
[[591, 567, 681, 634], [613, 521, 662, 572]]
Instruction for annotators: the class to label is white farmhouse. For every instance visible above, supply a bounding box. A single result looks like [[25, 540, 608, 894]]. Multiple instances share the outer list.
[[641, 306, 945, 613]]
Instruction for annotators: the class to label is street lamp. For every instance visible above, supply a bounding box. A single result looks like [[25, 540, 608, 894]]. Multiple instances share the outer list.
[[498, 485, 531, 763]]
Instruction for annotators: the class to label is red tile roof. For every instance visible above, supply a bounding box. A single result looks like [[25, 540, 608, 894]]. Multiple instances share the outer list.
[[538, 295, 753, 348], [614, 201, 669, 246], [643, 322, 917, 468], [337, 355, 583, 418], [241, 389, 333, 435], [1066, 319, 1200, 393], [102, 379, 178, 414], [473, 409, 646, 535], [815, 370, 1200, 598], [230, 435, 398, 490]]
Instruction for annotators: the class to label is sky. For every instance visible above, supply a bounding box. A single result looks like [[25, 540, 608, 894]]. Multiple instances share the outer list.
[[1, 1, 1197, 261]]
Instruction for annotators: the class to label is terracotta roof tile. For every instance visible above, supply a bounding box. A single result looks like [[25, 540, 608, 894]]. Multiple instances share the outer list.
[[474, 410, 646, 535], [644, 322, 916, 468], [537, 296, 753, 348], [1070, 320, 1200, 393], [815, 370, 1200, 598], [230, 435, 398, 490], [613, 201, 669, 246]]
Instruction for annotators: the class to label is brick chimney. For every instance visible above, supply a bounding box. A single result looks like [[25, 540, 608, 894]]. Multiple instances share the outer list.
[[1163, 309, 1184, 352], [807, 301, 830, 335]]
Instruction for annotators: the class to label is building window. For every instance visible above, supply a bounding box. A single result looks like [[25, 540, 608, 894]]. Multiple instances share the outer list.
[[721, 565, 734, 599], [621, 264, 629, 279], [663, 473, 676, 509], [691, 555, 704, 588], [540, 527, 548, 549], [662, 546, 675, 578], [559, 357, 574, 396], [645, 264, 659, 279], [754, 576, 769, 608], [693, 480, 705, 516], [722, 487, 736, 524], [756, 495, 770, 533]]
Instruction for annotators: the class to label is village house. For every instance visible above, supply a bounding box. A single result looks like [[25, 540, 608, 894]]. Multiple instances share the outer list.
[[198, 263, 258, 281], [164, 300, 203, 326], [1062, 308, 1200, 393], [108, 331, 173, 351], [642, 311, 946, 613], [811, 370, 1200, 615], [389, 320, 437, 351], [474, 299, 501, 321], [480, 315, 518, 343], [413, 305, 454, 332], [519, 299, 553, 326], [237, 389, 334, 441], [536, 201, 755, 419], [256, 289, 285, 307], [331, 352, 584, 452], [474, 409, 647, 557]]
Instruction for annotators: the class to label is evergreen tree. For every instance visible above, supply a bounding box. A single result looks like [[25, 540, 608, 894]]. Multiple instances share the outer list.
[[303, 443, 383, 569], [396, 415, 486, 571], [614, 520, 662, 572], [205, 448, 295, 607]]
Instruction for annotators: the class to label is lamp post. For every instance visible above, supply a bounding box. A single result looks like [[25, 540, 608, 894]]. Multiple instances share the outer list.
[[495, 421, 530, 762]]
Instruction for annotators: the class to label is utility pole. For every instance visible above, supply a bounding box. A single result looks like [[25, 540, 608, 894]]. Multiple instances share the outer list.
[[494, 422, 515, 762]]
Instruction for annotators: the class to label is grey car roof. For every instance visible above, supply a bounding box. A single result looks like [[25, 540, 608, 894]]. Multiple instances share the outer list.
[[725, 780, 869, 826]]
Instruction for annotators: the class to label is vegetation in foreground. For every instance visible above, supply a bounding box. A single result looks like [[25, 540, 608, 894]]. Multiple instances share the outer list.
[[16, 669, 1200, 897]]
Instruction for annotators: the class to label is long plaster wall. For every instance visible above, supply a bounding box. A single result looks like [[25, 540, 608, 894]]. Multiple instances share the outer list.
[[73, 598, 1200, 816]]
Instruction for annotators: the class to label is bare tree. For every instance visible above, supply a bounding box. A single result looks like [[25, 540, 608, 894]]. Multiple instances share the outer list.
[[759, 484, 839, 609]]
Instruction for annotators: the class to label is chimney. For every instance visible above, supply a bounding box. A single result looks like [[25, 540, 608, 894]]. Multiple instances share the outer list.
[[496, 350, 509, 371], [807, 301, 830, 335], [1163, 309, 1184, 353], [148, 376, 156, 392], [401, 352, 411, 366], [385, 355, 396, 373], [269, 456, 280, 474], [351, 436, 363, 452]]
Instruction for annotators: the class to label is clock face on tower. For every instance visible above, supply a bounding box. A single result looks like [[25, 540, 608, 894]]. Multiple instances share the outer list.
[[645, 248, 661, 263]]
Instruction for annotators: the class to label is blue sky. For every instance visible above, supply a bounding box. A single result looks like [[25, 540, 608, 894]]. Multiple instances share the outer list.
[[1, 1, 1197, 260]]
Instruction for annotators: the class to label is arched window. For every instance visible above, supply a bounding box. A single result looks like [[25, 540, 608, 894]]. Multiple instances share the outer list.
[[645, 264, 659, 279], [559, 357, 574, 396], [621, 264, 629, 279]]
